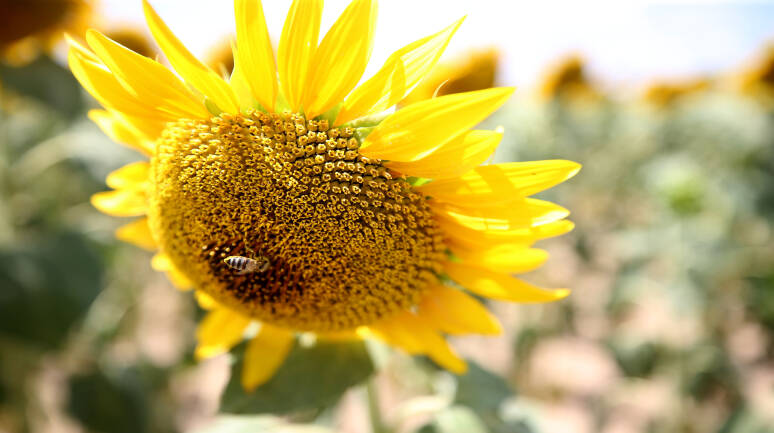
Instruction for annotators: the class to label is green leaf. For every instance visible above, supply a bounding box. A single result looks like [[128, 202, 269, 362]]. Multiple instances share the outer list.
[[220, 340, 374, 414], [0, 232, 104, 349], [67, 368, 149, 433], [453, 362, 527, 433], [454, 362, 513, 413], [0, 56, 85, 118]]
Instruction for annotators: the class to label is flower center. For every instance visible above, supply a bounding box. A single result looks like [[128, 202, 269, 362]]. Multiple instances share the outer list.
[[149, 111, 445, 332]]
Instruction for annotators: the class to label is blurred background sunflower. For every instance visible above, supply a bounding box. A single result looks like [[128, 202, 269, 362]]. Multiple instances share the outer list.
[[1, 2, 773, 433]]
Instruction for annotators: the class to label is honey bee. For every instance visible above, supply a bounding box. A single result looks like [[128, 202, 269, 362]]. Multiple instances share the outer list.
[[223, 255, 270, 274]]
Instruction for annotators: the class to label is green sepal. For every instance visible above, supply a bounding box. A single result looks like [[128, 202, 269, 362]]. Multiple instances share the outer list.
[[204, 98, 223, 116], [345, 111, 391, 129], [407, 176, 432, 187], [354, 126, 376, 143], [316, 103, 342, 124], [273, 91, 292, 114]]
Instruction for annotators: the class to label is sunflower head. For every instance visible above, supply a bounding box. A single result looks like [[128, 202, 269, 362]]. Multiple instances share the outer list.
[[73, 0, 579, 390], [151, 111, 446, 331]]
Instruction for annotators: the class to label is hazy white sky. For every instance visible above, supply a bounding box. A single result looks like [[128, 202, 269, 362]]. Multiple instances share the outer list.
[[98, 1, 774, 91]]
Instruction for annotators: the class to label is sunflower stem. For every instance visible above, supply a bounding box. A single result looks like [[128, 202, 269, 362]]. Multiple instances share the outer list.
[[366, 378, 388, 433]]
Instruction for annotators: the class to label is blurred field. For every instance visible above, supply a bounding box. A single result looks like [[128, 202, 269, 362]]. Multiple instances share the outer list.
[[1, 5, 774, 433]]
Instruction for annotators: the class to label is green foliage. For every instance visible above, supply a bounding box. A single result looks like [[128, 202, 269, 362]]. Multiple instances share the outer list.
[[220, 340, 374, 415], [418, 407, 489, 433], [0, 56, 85, 118], [746, 273, 774, 331], [0, 232, 103, 349], [608, 340, 666, 378], [68, 368, 150, 433], [454, 362, 513, 412]]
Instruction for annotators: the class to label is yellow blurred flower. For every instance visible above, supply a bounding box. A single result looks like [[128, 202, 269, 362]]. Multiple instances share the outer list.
[[69, 0, 579, 390], [105, 27, 156, 58], [401, 47, 499, 105], [0, 0, 95, 65], [205, 38, 236, 78], [641, 78, 710, 108], [733, 43, 774, 104], [539, 54, 601, 102]]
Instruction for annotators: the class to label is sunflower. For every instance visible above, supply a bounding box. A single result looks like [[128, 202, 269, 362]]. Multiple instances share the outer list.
[[733, 44, 774, 105], [105, 27, 156, 59], [642, 78, 710, 108], [400, 47, 499, 105], [70, 0, 580, 391], [0, 0, 94, 65], [205, 38, 236, 78], [539, 54, 601, 102]]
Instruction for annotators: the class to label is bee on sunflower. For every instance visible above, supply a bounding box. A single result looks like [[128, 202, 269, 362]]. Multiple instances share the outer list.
[[69, 0, 580, 391]]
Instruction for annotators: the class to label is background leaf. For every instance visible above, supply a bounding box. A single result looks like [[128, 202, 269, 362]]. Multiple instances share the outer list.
[[0, 56, 85, 118], [0, 231, 103, 349], [67, 368, 150, 433], [220, 340, 374, 414]]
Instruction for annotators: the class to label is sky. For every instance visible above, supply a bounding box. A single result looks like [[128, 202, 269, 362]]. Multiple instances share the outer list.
[[98, 1, 774, 92]]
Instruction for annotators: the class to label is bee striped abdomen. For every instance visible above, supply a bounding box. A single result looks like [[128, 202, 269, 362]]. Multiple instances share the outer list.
[[224, 256, 249, 271]]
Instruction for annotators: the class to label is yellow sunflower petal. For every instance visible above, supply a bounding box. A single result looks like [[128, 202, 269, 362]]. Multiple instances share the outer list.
[[401, 313, 467, 373], [369, 314, 423, 354], [433, 198, 570, 231], [418, 285, 501, 335], [335, 17, 464, 125], [194, 290, 219, 310], [370, 312, 467, 373], [105, 161, 150, 189], [88, 110, 154, 155], [115, 217, 157, 251], [361, 87, 513, 162], [451, 245, 549, 274], [69, 50, 172, 122], [85, 30, 209, 119], [234, 0, 277, 111], [302, 0, 377, 118], [91, 189, 147, 217], [440, 218, 575, 250], [118, 112, 167, 142], [241, 323, 295, 391], [277, 0, 322, 112], [386, 129, 501, 180], [65, 34, 100, 63], [445, 262, 570, 303], [195, 307, 252, 360], [143, 0, 239, 114], [150, 252, 193, 290], [418, 160, 581, 206]]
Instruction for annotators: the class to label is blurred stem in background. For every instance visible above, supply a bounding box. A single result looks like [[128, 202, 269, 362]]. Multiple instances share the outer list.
[[366, 379, 388, 433]]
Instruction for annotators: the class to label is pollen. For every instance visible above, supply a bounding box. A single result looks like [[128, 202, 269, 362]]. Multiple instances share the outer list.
[[149, 111, 446, 332]]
